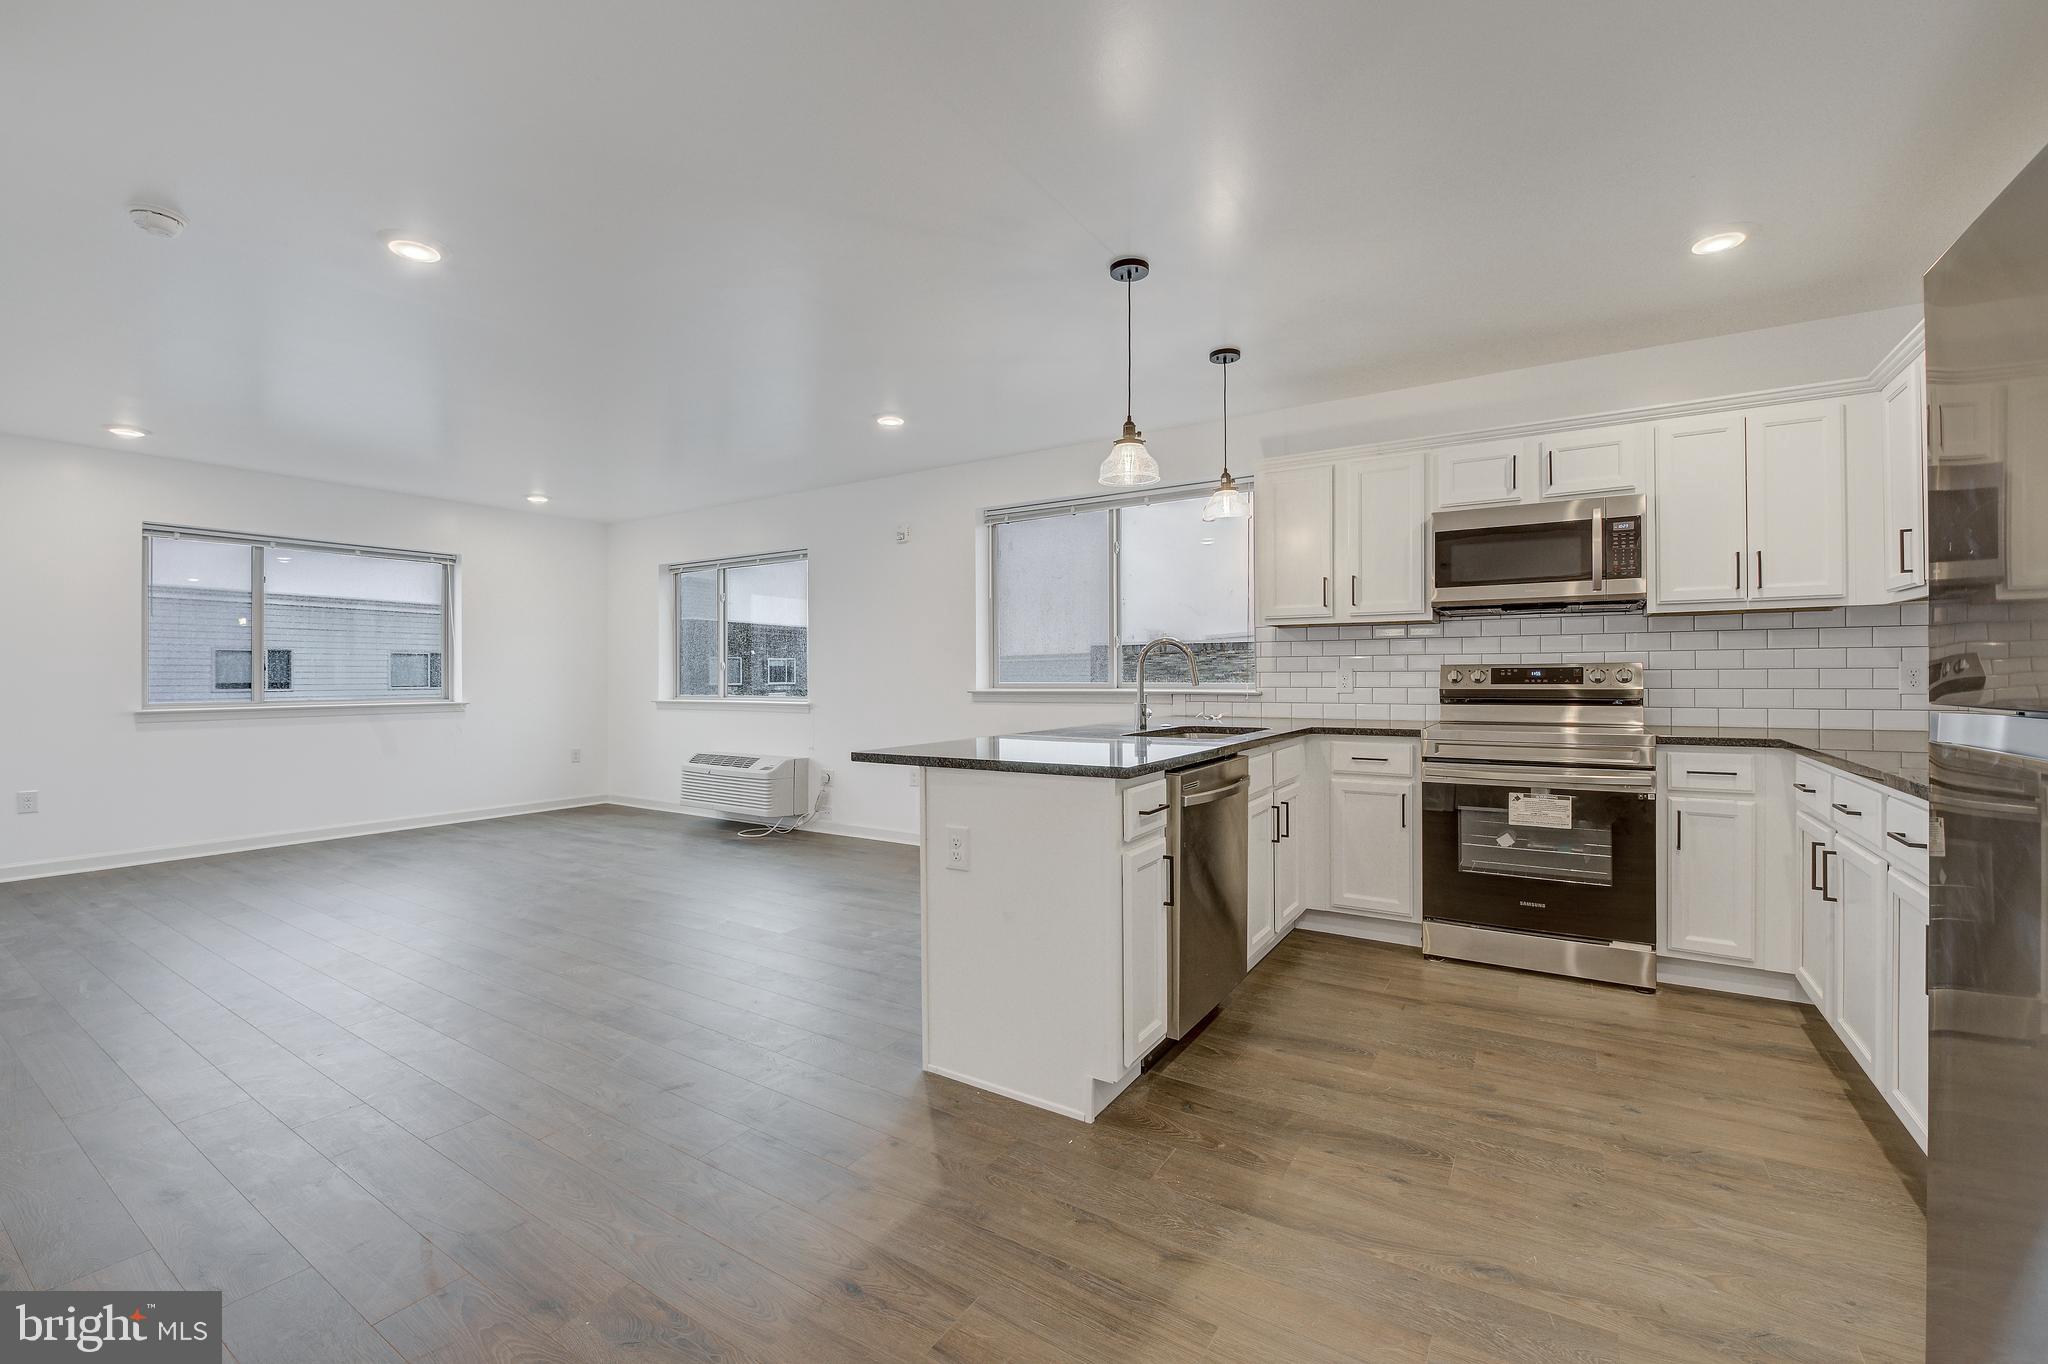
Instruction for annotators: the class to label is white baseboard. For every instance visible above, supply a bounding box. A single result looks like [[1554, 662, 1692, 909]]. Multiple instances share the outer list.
[[602, 795, 918, 846], [1296, 909, 1424, 946], [0, 796, 609, 884]]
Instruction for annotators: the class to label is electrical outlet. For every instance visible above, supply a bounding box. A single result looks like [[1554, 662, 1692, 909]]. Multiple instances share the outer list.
[[944, 826, 970, 870], [569, 748, 583, 764], [1337, 655, 1373, 694], [1899, 658, 1927, 693], [15, 791, 38, 815], [908, 767, 922, 787]]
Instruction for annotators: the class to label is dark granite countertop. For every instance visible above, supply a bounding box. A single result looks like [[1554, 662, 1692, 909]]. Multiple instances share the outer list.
[[1651, 726, 1929, 800], [853, 717, 1929, 798], [850, 720, 1423, 780]]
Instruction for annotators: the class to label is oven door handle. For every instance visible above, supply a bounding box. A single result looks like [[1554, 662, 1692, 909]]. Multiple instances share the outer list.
[[1421, 761, 1654, 793]]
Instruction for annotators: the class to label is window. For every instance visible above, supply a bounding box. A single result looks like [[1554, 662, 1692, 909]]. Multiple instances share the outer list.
[[389, 652, 444, 689], [668, 551, 808, 699], [145, 526, 453, 706], [985, 484, 1254, 689]]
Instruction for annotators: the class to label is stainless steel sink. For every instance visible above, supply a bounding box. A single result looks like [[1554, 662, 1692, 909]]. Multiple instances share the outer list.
[[1125, 725, 1264, 740]]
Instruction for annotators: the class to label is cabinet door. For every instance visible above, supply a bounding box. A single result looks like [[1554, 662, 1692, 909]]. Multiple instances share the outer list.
[[1431, 438, 1531, 509], [1538, 423, 1644, 499], [1881, 361, 1928, 594], [1256, 464, 1336, 621], [1336, 452, 1426, 619], [1247, 790, 1277, 963], [1795, 814, 1835, 1013], [1666, 795, 1759, 962], [1327, 775, 1413, 919], [1651, 415, 1749, 607], [1889, 869, 1930, 1150], [1745, 401, 1847, 602], [1273, 778, 1306, 930], [1830, 836, 1888, 1081], [1929, 381, 2002, 465], [1120, 834, 1170, 1069]]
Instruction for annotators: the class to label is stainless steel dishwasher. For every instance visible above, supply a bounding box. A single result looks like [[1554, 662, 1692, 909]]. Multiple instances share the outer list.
[[1167, 755, 1250, 1038]]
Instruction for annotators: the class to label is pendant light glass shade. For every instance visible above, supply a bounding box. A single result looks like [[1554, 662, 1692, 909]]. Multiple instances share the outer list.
[[1201, 346, 1247, 519], [1100, 259, 1160, 487], [1099, 419, 1160, 487]]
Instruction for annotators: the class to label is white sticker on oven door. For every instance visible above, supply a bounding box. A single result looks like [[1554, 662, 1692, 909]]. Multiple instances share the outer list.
[[1508, 793, 1573, 829]]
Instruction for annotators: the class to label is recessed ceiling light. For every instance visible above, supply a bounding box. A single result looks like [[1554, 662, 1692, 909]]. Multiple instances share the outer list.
[[105, 424, 149, 439], [1690, 230, 1748, 255], [386, 238, 443, 264], [526, 493, 550, 504], [875, 414, 905, 428]]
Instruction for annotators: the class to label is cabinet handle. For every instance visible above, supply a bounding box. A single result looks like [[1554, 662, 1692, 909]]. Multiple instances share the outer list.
[[1734, 551, 1742, 592], [1545, 449, 1553, 489], [1899, 527, 1912, 574], [1281, 800, 1291, 839], [1820, 848, 1836, 903], [1755, 550, 1763, 591], [1510, 457, 1517, 492], [1162, 853, 1174, 906], [1809, 838, 1823, 891], [1400, 792, 1407, 829], [1675, 810, 1682, 851], [1138, 803, 1168, 816], [1925, 922, 1934, 996], [1887, 830, 1929, 850], [1322, 577, 1330, 609], [1350, 755, 1390, 763], [1831, 802, 1863, 817], [1271, 806, 1282, 844], [1793, 783, 1816, 794], [1689, 769, 1740, 777], [1351, 574, 1359, 607]]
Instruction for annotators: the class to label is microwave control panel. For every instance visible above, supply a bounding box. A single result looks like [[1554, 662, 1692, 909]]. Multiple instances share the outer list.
[[1604, 517, 1643, 579]]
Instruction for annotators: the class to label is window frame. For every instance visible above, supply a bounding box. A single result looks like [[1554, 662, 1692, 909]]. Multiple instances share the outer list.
[[980, 482, 1256, 692], [664, 549, 810, 701], [141, 524, 457, 710]]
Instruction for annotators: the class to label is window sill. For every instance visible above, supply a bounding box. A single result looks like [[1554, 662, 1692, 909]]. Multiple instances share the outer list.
[[135, 700, 467, 721], [969, 687, 1263, 702], [653, 697, 812, 712]]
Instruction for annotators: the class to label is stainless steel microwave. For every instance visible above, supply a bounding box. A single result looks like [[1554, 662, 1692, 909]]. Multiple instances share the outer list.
[[1429, 494, 1647, 612]]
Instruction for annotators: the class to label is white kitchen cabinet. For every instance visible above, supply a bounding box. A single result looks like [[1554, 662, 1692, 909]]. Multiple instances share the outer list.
[[1336, 452, 1427, 619], [1273, 775, 1306, 931], [1430, 437, 1532, 509], [1327, 774, 1414, 919], [1745, 400, 1847, 602], [1888, 868, 1930, 1150], [1247, 787, 1277, 963], [1651, 414, 1750, 606], [1255, 463, 1336, 621], [1929, 381, 2002, 465], [1881, 357, 1928, 594], [1666, 794, 1760, 962], [1119, 833, 1170, 1069], [1795, 812, 1835, 1012], [1830, 834, 1888, 1079], [1537, 423, 1646, 499]]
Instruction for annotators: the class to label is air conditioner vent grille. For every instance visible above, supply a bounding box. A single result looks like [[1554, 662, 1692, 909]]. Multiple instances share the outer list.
[[688, 752, 759, 769]]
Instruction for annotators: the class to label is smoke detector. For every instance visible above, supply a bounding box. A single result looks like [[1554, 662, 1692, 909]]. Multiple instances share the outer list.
[[128, 206, 186, 238]]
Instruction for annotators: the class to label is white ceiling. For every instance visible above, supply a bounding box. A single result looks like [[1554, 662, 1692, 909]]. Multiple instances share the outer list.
[[4, 1, 2047, 522]]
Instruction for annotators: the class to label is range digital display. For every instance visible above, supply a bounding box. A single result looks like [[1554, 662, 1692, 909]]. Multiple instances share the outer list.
[[1488, 666, 1584, 685]]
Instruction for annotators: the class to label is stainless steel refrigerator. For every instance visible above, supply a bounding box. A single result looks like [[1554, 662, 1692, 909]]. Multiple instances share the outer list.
[[1926, 141, 2048, 1361]]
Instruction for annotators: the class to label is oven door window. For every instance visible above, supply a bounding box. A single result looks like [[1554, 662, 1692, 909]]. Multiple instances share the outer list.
[[1457, 805, 1613, 886], [1434, 521, 1594, 590]]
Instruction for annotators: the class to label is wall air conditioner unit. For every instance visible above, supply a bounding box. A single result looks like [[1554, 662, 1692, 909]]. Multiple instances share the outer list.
[[679, 753, 810, 820]]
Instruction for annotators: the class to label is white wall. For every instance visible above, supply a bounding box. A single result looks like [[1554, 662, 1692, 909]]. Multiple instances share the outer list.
[[0, 434, 608, 877], [606, 305, 1923, 841]]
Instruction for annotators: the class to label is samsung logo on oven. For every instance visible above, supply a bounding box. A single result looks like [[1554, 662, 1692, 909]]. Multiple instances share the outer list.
[[1518, 900, 1546, 909]]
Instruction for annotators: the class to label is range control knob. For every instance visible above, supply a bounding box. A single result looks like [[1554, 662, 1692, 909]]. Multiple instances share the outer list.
[[1471, 668, 1489, 685], [1586, 667, 1607, 684], [1446, 669, 1463, 685], [1614, 666, 1636, 684]]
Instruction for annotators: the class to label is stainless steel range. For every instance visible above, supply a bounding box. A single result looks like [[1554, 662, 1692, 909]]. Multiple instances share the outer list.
[[1420, 662, 1658, 990]]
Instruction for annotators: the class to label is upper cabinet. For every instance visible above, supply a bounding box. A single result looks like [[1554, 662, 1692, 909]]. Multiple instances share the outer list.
[[1257, 451, 1427, 626], [1428, 426, 1645, 511], [1650, 399, 1847, 612], [1881, 356, 1928, 595]]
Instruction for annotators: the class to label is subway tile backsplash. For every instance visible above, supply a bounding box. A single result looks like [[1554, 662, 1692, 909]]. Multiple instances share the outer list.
[[1168, 603, 1930, 730]]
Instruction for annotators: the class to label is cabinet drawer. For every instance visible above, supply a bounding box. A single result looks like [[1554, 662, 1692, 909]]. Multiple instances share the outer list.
[[1273, 740, 1307, 785], [1247, 749, 1275, 795], [1792, 759, 1830, 815], [1825, 772, 1884, 850], [1883, 794, 1930, 881], [1122, 780, 1169, 843], [1665, 750, 1757, 793], [1327, 738, 1413, 777]]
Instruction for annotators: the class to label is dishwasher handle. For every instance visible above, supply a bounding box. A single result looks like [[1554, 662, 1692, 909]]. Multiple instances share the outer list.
[[1179, 777, 1248, 808]]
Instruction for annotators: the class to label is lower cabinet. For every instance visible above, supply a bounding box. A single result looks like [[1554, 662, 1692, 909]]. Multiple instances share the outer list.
[[1666, 794, 1760, 962], [1327, 774, 1413, 918], [1794, 812, 1835, 1012], [1247, 788, 1277, 962], [1888, 869, 1931, 1148], [1274, 775, 1306, 931], [1119, 833, 1169, 1069], [1830, 835, 1889, 1078]]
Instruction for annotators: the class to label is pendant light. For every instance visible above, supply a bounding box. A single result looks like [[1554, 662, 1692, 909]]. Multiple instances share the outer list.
[[1098, 257, 1161, 487], [1201, 346, 1248, 521]]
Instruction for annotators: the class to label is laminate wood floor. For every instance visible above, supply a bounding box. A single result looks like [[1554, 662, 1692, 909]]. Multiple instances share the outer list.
[[0, 806, 1923, 1363]]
